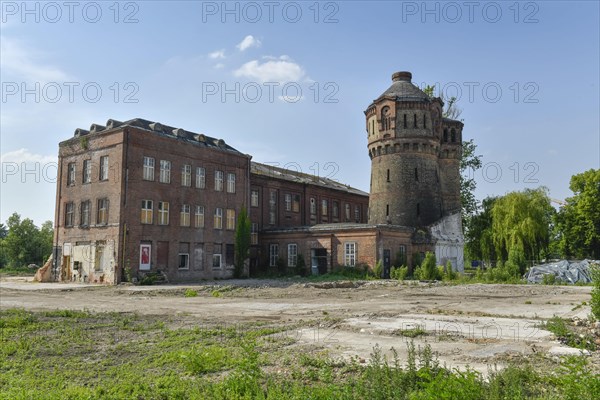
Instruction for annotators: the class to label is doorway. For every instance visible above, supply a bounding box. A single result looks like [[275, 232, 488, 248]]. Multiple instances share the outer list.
[[311, 249, 328, 275]]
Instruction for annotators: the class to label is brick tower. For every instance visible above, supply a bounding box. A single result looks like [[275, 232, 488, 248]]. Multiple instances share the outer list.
[[365, 71, 462, 227]]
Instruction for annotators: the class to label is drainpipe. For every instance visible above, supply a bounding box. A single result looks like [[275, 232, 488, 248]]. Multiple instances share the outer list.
[[53, 153, 63, 280]]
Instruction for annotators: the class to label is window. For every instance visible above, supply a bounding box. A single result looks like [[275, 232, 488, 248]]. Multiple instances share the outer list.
[[451, 129, 456, 142], [196, 167, 206, 188], [403, 114, 407, 129], [226, 209, 235, 230], [386, 204, 390, 217], [423, 114, 427, 129], [83, 159, 91, 184], [398, 245, 406, 266], [293, 194, 300, 212], [284, 194, 292, 211], [226, 244, 234, 266], [269, 190, 277, 225], [310, 198, 316, 215], [194, 206, 205, 228], [386, 169, 390, 182], [269, 244, 279, 267], [143, 157, 155, 181], [333, 201, 339, 218], [287, 244, 297, 267], [355, 206, 361, 222], [178, 242, 190, 270], [181, 164, 191, 187], [80, 200, 91, 227], [251, 190, 259, 207], [227, 173, 236, 193], [159, 160, 171, 183], [214, 170, 224, 191], [322, 199, 328, 216], [345, 203, 351, 221], [67, 163, 76, 186], [180, 204, 191, 227], [443, 129, 448, 142], [141, 200, 153, 224], [251, 223, 259, 245], [97, 198, 109, 225], [415, 168, 419, 181], [158, 201, 169, 225], [214, 207, 223, 229], [99, 156, 109, 181], [65, 202, 74, 227], [344, 242, 357, 266], [413, 113, 417, 128], [212, 244, 222, 269]]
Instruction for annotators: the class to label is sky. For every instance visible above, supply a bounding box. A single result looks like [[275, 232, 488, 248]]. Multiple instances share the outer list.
[[1, 0, 599, 226]]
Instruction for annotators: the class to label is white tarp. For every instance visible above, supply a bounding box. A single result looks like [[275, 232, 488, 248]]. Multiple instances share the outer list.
[[526, 260, 599, 284]]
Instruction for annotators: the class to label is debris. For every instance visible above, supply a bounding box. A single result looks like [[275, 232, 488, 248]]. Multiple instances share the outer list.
[[525, 260, 599, 284]]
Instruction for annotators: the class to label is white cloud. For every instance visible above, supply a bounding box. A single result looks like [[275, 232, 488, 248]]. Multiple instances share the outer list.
[[233, 56, 305, 83], [236, 35, 261, 51], [208, 49, 226, 59], [0, 36, 71, 82], [1, 148, 56, 164], [214, 63, 225, 69]]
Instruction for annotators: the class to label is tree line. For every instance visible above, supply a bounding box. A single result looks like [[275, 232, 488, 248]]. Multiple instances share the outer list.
[[0, 214, 53, 269]]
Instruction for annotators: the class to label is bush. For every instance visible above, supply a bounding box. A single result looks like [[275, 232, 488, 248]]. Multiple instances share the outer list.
[[443, 260, 457, 281], [418, 252, 440, 281], [591, 263, 600, 319], [295, 254, 306, 277], [390, 266, 408, 281], [373, 260, 383, 279]]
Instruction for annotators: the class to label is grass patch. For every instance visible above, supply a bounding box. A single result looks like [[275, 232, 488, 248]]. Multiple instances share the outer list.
[[1, 308, 599, 399], [541, 316, 596, 351]]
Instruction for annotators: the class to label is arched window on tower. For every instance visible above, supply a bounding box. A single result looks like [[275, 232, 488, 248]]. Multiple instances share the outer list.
[[423, 114, 426, 129], [451, 129, 456, 143], [381, 107, 390, 131], [413, 114, 417, 128], [443, 129, 448, 142], [403, 114, 407, 129]]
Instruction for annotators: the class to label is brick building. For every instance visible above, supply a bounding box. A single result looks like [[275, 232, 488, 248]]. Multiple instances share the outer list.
[[51, 70, 464, 284]]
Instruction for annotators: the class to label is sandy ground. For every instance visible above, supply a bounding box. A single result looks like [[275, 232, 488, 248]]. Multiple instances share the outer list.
[[1, 276, 595, 374]]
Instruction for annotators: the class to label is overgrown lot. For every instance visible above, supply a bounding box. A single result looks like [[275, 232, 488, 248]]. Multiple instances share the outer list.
[[1, 308, 598, 399]]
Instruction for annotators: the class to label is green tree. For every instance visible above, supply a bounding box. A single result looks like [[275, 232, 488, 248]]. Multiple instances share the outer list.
[[460, 139, 483, 228], [417, 252, 440, 280], [0, 223, 7, 239], [491, 188, 554, 273], [424, 84, 482, 228], [234, 206, 251, 278], [465, 196, 497, 263], [3, 213, 52, 267], [555, 169, 600, 259]]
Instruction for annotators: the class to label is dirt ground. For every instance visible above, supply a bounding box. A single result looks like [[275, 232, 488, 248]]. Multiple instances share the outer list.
[[1, 276, 596, 374]]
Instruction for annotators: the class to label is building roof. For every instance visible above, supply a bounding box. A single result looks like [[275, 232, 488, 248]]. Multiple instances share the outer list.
[[376, 71, 430, 103], [251, 162, 368, 197], [262, 222, 414, 234], [67, 118, 245, 155]]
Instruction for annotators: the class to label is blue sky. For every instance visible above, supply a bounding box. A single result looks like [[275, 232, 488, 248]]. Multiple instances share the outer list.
[[1, 1, 599, 225]]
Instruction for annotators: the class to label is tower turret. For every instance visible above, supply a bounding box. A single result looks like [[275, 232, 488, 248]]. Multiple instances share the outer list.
[[366, 71, 460, 227]]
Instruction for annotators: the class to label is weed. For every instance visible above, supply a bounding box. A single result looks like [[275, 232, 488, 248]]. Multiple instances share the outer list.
[[184, 288, 198, 297]]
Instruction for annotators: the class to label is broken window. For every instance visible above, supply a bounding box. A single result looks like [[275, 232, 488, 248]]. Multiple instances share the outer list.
[[212, 244, 222, 269], [158, 201, 169, 225], [214, 170, 224, 191], [65, 202, 74, 227], [159, 160, 171, 183], [80, 200, 91, 227], [99, 156, 109, 181], [269, 244, 279, 267], [143, 157, 155, 181], [178, 242, 190, 270], [214, 207, 223, 229], [67, 163, 76, 186], [181, 164, 192, 187], [180, 204, 191, 227], [196, 167, 206, 188], [97, 198, 109, 225], [83, 159, 91, 184], [287, 243, 297, 267]]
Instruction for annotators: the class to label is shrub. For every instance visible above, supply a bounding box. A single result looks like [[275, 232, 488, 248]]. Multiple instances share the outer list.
[[443, 260, 457, 280], [419, 252, 440, 281], [590, 263, 600, 319], [390, 266, 408, 281], [373, 260, 383, 279], [184, 289, 198, 298], [295, 254, 306, 277]]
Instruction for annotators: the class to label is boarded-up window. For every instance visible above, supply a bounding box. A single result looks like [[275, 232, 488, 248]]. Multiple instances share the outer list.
[[194, 243, 204, 271], [157, 241, 169, 269]]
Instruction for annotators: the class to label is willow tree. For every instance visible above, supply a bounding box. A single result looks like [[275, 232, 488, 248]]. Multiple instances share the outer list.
[[491, 188, 554, 274]]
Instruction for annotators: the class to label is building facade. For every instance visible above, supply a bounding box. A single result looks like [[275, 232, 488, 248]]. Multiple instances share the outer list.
[[50, 71, 464, 284]]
